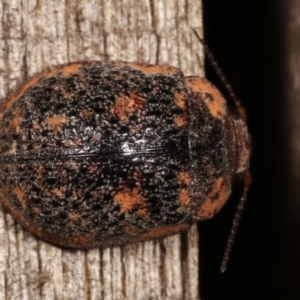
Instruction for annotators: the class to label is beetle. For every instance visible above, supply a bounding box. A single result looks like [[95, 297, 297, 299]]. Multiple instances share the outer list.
[[0, 53, 250, 252]]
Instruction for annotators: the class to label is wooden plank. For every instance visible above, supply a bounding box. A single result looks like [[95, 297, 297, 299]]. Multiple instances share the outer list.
[[0, 1, 203, 299]]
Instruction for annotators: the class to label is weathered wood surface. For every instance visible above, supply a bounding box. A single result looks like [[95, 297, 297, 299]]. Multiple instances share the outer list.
[[0, 1, 203, 299]]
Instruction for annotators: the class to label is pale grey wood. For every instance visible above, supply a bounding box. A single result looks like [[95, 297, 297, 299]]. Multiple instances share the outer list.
[[0, 1, 203, 299]]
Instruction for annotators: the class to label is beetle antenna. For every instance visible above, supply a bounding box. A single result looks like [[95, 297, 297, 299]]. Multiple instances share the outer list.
[[192, 29, 246, 120], [220, 171, 251, 273]]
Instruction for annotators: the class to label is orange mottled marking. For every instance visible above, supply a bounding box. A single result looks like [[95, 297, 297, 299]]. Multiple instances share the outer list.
[[63, 139, 83, 147], [179, 189, 190, 206], [60, 90, 76, 99], [43, 68, 59, 79], [56, 165, 65, 173], [114, 188, 148, 217], [36, 165, 45, 180], [42, 115, 67, 135], [194, 177, 231, 220], [74, 191, 86, 206], [62, 64, 80, 77], [90, 190, 102, 199], [32, 120, 41, 130], [110, 91, 146, 123], [174, 92, 186, 109], [178, 172, 191, 185], [130, 63, 180, 76], [33, 143, 41, 150], [80, 110, 94, 119], [68, 213, 81, 221], [12, 186, 27, 209], [233, 118, 251, 174], [185, 77, 227, 120], [43, 115, 67, 128], [88, 164, 99, 174], [91, 133, 101, 142], [49, 188, 65, 197], [71, 162, 81, 172], [8, 141, 17, 154], [69, 234, 92, 246], [10, 114, 22, 130], [125, 224, 136, 235], [178, 172, 191, 207], [143, 223, 190, 239], [129, 124, 142, 134], [173, 114, 187, 127], [33, 207, 41, 214], [5, 113, 23, 133]]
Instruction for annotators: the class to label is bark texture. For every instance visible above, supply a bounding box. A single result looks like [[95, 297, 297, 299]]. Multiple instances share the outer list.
[[0, 1, 203, 299]]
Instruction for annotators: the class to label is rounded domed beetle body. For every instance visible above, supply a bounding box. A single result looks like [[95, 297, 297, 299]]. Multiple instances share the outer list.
[[0, 61, 250, 248]]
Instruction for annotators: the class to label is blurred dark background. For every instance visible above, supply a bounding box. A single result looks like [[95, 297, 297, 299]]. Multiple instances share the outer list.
[[198, 1, 292, 299]]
